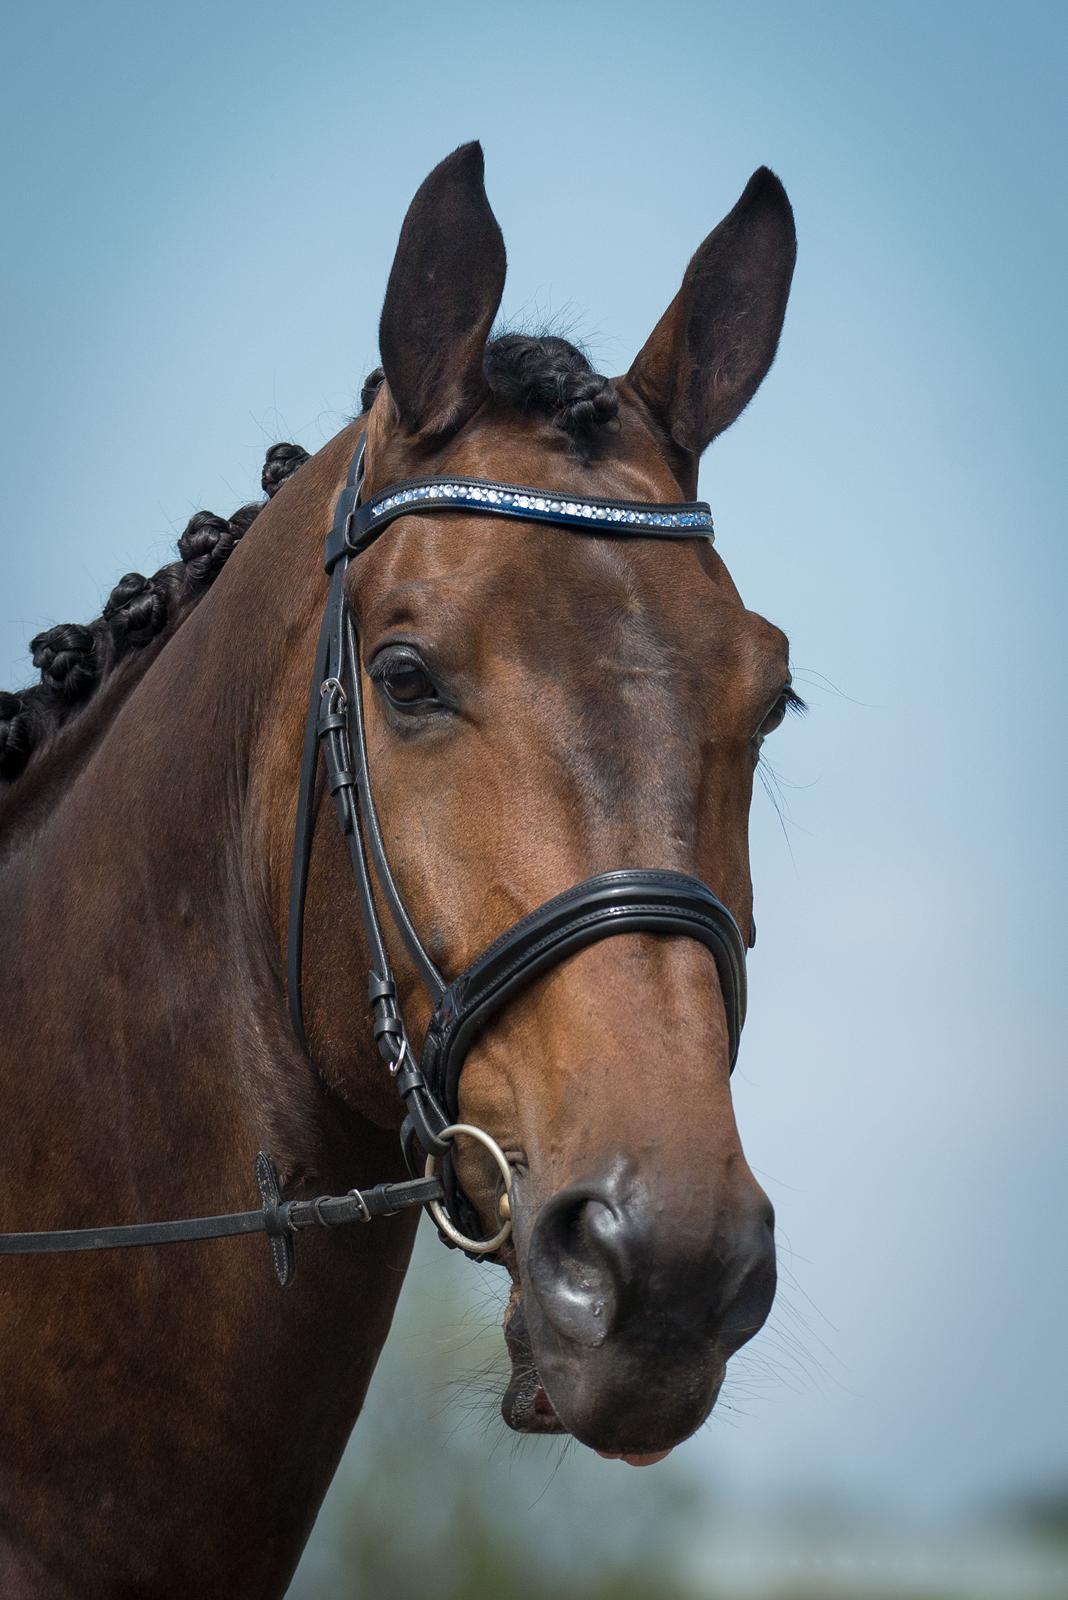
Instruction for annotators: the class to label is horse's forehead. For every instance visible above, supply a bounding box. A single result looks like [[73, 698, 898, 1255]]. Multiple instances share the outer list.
[[356, 403, 776, 682], [358, 519, 774, 704]]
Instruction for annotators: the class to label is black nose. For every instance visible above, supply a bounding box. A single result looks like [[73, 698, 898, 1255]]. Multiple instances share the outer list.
[[525, 1168, 776, 1355], [525, 1180, 638, 1347]]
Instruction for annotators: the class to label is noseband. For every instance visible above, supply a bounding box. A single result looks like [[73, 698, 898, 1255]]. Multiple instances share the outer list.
[[287, 438, 750, 1254], [0, 434, 750, 1278]]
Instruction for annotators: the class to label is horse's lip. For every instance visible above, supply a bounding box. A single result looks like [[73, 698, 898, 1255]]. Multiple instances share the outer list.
[[595, 1448, 674, 1467], [501, 1368, 567, 1435], [501, 1364, 673, 1463], [501, 1288, 568, 1435], [500, 1294, 673, 1461]]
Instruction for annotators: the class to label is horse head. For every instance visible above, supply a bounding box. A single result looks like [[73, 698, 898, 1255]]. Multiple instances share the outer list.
[[278, 142, 798, 1463]]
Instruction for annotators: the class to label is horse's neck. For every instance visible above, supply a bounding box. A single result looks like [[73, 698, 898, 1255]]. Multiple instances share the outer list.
[[3, 425, 362, 1184], [3, 560, 306, 1190], [0, 428, 418, 1600]]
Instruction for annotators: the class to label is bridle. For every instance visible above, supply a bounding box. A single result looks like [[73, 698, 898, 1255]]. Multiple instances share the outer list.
[[0, 433, 750, 1281]]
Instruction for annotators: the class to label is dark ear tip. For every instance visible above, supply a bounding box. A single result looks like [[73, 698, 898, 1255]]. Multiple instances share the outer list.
[[742, 166, 795, 222], [440, 140, 485, 183]]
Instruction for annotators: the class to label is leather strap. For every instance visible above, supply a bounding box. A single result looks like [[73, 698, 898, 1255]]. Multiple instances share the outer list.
[[0, 1152, 443, 1288], [420, 870, 748, 1125], [326, 474, 714, 567]]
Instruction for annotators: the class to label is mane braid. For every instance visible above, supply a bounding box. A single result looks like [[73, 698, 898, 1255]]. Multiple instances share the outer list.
[[0, 442, 310, 793]]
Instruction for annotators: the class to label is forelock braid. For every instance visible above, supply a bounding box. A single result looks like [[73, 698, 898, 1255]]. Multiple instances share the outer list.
[[483, 335, 618, 455], [0, 440, 310, 783]]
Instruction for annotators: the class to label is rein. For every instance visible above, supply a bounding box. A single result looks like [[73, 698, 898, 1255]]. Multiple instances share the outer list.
[[0, 435, 749, 1282]]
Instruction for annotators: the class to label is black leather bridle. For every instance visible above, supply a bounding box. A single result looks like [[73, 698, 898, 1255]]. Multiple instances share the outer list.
[[287, 439, 749, 1249], [0, 435, 750, 1282]]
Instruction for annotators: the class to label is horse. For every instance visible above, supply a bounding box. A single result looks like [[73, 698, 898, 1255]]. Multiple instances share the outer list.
[[0, 142, 799, 1598]]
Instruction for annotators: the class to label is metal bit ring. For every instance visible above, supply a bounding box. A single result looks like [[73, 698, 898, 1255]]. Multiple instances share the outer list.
[[424, 1123, 513, 1255]]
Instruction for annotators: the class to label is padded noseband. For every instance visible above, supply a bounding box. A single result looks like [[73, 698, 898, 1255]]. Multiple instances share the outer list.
[[421, 870, 747, 1126]]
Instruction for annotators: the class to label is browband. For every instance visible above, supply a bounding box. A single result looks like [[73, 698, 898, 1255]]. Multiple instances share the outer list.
[[326, 474, 714, 569]]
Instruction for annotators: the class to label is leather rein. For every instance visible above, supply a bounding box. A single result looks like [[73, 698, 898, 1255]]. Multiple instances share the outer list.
[[0, 436, 750, 1285]]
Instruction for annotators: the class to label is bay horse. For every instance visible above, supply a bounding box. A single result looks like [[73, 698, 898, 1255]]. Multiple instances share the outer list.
[[0, 143, 799, 1598]]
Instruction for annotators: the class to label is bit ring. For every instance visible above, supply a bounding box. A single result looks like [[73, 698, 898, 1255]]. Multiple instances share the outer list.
[[424, 1123, 513, 1254]]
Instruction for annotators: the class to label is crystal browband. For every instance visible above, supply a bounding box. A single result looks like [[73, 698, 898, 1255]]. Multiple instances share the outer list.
[[325, 473, 715, 569]]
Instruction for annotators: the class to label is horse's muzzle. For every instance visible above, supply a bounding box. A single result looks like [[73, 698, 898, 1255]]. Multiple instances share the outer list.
[[514, 1160, 777, 1455]]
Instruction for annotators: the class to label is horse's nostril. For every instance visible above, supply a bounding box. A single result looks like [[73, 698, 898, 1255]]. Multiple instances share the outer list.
[[526, 1185, 633, 1348], [525, 1172, 777, 1362]]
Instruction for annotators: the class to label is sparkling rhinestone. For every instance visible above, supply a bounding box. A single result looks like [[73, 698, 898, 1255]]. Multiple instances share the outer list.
[[534, 498, 546, 511]]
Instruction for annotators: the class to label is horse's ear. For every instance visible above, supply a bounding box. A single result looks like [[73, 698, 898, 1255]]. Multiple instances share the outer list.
[[378, 141, 506, 440], [626, 168, 796, 458]]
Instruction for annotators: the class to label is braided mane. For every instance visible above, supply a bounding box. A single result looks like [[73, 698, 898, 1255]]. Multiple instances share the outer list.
[[0, 443, 309, 798], [2, 336, 614, 807]]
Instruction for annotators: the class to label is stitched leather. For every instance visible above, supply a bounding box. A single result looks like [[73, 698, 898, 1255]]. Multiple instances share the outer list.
[[336, 474, 714, 561], [420, 871, 747, 1125], [0, 1152, 444, 1286]]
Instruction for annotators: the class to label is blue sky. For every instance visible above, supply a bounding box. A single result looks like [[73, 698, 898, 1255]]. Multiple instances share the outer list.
[[3, 0, 1065, 1544]]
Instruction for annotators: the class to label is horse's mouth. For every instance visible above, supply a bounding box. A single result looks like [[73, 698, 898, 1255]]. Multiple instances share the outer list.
[[501, 1289, 672, 1465], [502, 1287, 567, 1436], [501, 1362, 566, 1436]]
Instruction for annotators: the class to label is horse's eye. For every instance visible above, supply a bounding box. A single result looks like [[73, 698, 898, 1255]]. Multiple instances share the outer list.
[[758, 697, 789, 738], [371, 651, 439, 710], [755, 684, 806, 743]]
